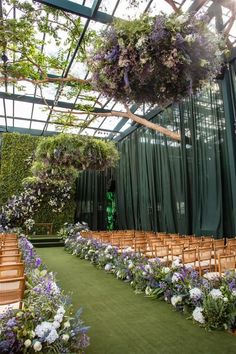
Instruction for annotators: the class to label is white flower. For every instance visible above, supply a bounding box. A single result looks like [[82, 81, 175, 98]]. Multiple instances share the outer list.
[[104, 264, 112, 271], [172, 258, 181, 267], [145, 286, 153, 296], [185, 34, 197, 43], [144, 264, 153, 273], [105, 245, 113, 254], [33, 341, 42, 352], [54, 314, 63, 323], [192, 307, 205, 324], [24, 339, 32, 348], [64, 321, 70, 328], [171, 295, 182, 307], [116, 270, 122, 278], [128, 261, 134, 269], [45, 328, 59, 344], [176, 13, 189, 24], [172, 272, 181, 283], [53, 321, 61, 329], [124, 247, 133, 253], [189, 288, 203, 300], [232, 289, 236, 296], [223, 297, 228, 302], [62, 334, 70, 342], [162, 267, 170, 274], [57, 306, 65, 315], [209, 289, 223, 299]]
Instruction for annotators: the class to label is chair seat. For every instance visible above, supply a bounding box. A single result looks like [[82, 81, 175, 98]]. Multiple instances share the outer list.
[[0, 302, 21, 314]]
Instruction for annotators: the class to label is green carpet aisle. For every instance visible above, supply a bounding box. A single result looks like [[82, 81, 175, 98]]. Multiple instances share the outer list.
[[37, 247, 236, 354]]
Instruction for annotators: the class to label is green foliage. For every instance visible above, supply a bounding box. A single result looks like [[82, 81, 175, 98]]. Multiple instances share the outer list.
[[0, 133, 75, 231], [34, 133, 119, 171], [0, 0, 96, 88], [0, 132, 39, 204], [202, 294, 236, 330]]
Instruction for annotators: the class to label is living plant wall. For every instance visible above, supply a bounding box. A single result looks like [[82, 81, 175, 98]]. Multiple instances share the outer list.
[[0, 133, 75, 231]]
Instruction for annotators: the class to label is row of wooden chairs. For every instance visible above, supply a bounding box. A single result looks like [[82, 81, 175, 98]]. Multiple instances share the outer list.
[[83, 231, 236, 277], [0, 234, 25, 312]]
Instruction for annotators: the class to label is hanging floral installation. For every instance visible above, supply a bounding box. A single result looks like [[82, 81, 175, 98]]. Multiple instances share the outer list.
[[0, 134, 119, 230], [0, 1, 228, 140], [89, 12, 224, 106]]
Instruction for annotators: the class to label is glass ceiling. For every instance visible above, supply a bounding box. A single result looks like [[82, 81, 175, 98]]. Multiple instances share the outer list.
[[0, 0, 235, 141]]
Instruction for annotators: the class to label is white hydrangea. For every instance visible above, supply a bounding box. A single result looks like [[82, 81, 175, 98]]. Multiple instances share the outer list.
[[35, 322, 54, 338], [171, 295, 182, 307], [45, 328, 59, 344], [172, 272, 181, 283], [54, 314, 63, 323], [35, 321, 59, 343], [189, 288, 203, 300], [105, 245, 113, 254], [104, 264, 112, 271], [209, 289, 223, 300], [52, 321, 60, 329], [192, 307, 205, 324]]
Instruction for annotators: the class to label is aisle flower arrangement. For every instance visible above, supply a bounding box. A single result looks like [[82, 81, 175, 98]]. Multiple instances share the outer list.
[[65, 233, 236, 331], [0, 235, 89, 353]]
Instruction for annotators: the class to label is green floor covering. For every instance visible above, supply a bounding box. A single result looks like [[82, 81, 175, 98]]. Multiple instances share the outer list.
[[37, 247, 236, 354]]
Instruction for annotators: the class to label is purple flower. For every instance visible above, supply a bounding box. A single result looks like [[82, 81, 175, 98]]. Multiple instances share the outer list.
[[35, 257, 42, 267]]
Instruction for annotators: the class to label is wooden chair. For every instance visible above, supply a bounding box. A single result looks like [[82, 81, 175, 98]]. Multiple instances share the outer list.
[[182, 249, 197, 268], [0, 255, 21, 264], [170, 244, 184, 262], [197, 247, 212, 275], [0, 263, 24, 279], [1, 249, 20, 256], [213, 239, 225, 248], [203, 249, 233, 281], [1, 243, 19, 249], [0, 276, 25, 311], [218, 254, 236, 274], [152, 245, 169, 264]]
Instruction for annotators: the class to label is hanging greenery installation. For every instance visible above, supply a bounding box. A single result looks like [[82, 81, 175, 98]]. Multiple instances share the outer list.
[[89, 12, 225, 106]]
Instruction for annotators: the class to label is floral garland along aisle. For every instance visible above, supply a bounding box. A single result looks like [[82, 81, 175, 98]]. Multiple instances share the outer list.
[[65, 232, 236, 332], [0, 234, 89, 354]]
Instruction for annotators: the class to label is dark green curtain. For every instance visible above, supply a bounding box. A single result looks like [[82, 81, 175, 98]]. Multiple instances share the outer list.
[[75, 170, 114, 230], [75, 60, 236, 237]]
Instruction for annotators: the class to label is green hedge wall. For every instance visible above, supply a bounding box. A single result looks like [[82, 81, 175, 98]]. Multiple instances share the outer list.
[[0, 133, 75, 231]]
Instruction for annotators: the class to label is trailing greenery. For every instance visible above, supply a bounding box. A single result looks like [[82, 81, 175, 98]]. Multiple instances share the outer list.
[[0, 133, 75, 231]]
